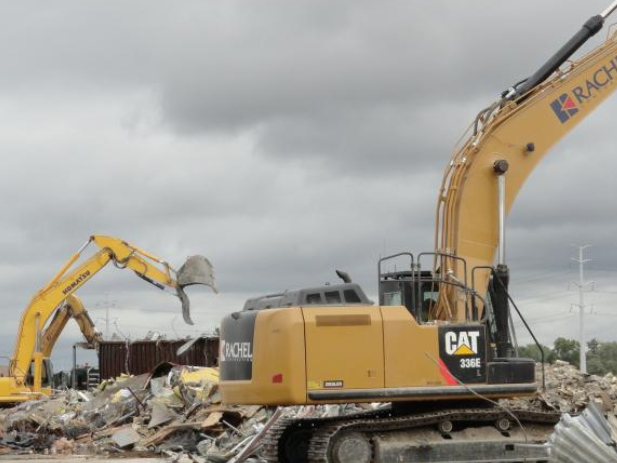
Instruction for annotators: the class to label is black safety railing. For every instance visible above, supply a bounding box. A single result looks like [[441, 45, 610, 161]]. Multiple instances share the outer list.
[[379, 251, 486, 324], [378, 252, 414, 282], [417, 252, 473, 321]]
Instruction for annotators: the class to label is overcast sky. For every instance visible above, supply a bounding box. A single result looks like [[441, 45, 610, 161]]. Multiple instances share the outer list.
[[1, 0, 617, 370]]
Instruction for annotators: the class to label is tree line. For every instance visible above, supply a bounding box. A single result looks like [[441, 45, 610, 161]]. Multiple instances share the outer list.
[[518, 338, 617, 376]]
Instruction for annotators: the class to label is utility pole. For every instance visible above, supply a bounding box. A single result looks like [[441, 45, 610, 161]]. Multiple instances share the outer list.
[[571, 245, 593, 374]]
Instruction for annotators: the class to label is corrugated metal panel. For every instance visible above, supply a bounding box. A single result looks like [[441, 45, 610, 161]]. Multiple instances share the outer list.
[[99, 337, 219, 380], [548, 401, 617, 463]]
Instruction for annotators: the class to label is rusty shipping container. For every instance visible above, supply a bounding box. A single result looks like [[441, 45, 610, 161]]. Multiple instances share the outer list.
[[99, 337, 219, 380]]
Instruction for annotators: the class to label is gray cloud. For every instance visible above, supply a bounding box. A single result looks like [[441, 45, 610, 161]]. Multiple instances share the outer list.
[[0, 0, 616, 370]]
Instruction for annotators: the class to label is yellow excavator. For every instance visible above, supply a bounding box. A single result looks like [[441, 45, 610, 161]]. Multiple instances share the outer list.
[[41, 294, 102, 360], [30, 294, 102, 390], [219, 2, 617, 462], [0, 235, 216, 404]]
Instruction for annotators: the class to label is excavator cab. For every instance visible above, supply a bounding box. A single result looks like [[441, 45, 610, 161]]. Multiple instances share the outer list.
[[379, 269, 438, 323], [379, 252, 443, 324], [378, 251, 539, 384]]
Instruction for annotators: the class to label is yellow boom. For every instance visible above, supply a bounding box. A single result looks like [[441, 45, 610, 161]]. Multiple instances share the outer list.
[[434, 23, 617, 320]]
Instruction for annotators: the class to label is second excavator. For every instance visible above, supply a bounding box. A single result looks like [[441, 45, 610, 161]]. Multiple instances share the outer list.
[[219, 2, 617, 462], [0, 234, 216, 404], [41, 294, 102, 360], [41, 293, 103, 389]]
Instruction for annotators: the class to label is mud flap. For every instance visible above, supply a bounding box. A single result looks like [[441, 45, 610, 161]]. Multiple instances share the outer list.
[[176, 255, 218, 326]]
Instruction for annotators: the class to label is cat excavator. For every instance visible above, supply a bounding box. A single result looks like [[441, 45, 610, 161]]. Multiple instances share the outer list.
[[219, 2, 617, 462], [0, 235, 216, 404]]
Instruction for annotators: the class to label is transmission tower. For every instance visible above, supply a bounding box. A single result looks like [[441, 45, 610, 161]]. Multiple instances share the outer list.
[[571, 244, 594, 374]]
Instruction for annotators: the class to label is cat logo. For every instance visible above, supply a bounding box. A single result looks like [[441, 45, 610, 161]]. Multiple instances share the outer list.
[[445, 331, 480, 356]]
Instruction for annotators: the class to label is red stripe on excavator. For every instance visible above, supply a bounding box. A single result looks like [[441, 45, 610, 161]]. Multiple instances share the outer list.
[[438, 359, 458, 386]]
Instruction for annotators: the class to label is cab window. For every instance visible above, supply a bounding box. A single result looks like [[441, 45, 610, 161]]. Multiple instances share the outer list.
[[344, 290, 361, 303], [325, 291, 342, 304], [383, 291, 402, 306], [305, 293, 323, 304]]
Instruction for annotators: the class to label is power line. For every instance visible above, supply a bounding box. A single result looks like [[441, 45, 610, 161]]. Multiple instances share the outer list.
[[512, 312, 575, 329], [522, 312, 574, 324], [517, 292, 573, 304], [590, 311, 617, 318], [511, 269, 572, 284]]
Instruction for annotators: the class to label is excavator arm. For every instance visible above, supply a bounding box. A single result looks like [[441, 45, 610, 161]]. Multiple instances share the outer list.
[[434, 3, 617, 330], [40, 294, 102, 358], [8, 235, 216, 393]]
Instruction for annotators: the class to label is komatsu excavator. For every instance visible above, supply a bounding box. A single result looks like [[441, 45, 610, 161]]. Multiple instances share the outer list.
[[219, 2, 617, 462], [0, 235, 216, 404]]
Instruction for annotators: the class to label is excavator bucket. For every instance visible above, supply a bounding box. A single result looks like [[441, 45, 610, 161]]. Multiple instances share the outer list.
[[177, 255, 218, 290], [176, 255, 218, 326]]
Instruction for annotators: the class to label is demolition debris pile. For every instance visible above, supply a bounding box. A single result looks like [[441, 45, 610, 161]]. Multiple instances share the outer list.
[[0, 363, 368, 462], [1, 361, 617, 461], [503, 361, 617, 415]]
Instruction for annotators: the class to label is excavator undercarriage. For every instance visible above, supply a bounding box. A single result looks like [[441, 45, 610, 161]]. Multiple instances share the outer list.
[[264, 404, 560, 463]]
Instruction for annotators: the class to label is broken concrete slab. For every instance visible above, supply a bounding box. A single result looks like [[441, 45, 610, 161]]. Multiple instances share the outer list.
[[148, 402, 177, 429], [111, 427, 141, 448]]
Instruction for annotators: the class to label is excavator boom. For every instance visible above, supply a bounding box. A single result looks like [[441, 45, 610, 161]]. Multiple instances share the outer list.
[[435, 5, 617, 324]]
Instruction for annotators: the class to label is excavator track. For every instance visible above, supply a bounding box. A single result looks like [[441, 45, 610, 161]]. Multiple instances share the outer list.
[[264, 407, 560, 463], [262, 409, 390, 463]]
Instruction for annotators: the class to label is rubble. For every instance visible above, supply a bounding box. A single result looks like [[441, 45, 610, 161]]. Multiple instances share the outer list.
[[0, 363, 368, 462], [112, 428, 141, 448], [502, 362, 617, 415], [0, 363, 270, 461], [2, 360, 616, 462]]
